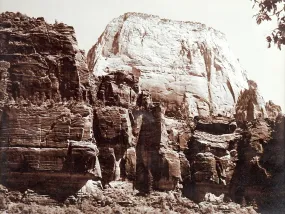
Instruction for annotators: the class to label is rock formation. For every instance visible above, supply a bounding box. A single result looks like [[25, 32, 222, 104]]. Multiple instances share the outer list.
[[87, 13, 284, 212], [0, 12, 100, 199], [87, 12, 249, 118], [0, 11, 284, 213]]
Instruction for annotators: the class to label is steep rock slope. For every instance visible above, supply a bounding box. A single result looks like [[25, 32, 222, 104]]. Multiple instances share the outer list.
[[87, 13, 284, 212], [87, 12, 249, 118], [0, 12, 100, 198], [0, 11, 284, 213]]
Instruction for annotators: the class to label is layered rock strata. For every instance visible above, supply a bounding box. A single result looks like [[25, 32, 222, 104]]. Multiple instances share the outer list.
[[0, 12, 284, 213], [0, 12, 100, 198], [87, 12, 284, 212]]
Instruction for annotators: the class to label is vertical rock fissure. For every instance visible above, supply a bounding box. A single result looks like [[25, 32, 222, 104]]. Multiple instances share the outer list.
[[227, 80, 236, 102], [200, 43, 213, 115], [112, 21, 124, 55]]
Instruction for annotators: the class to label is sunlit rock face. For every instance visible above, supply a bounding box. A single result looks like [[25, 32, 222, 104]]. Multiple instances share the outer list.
[[87, 13, 285, 212], [87, 12, 249, 118]]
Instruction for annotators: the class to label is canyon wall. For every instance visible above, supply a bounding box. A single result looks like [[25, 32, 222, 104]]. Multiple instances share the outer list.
[[0, 12, 284, 212], [0, 12, 100, 199], [87, 12, 250, 118], [87, 13, 284, 211]]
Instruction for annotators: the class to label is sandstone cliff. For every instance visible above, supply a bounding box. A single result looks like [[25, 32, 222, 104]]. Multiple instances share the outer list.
[[87, 13, 284, 212], [87, 12, 249, 118], [0, 11, 284, 213], [0, 12, 100, 199]]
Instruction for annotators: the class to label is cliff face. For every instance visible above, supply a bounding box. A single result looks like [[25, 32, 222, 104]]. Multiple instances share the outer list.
[[87, 12, 249, 118], [0, 11, 284, 212], [0, 12, 100, 198], [86, 13, 284, 212]]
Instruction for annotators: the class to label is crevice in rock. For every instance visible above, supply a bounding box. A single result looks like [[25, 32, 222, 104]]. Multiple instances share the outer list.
[[200, 43, 213, 116], [227, 79, 236, 102]]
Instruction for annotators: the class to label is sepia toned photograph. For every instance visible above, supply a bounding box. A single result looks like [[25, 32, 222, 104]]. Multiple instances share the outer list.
[[0, 0, 284, 213]]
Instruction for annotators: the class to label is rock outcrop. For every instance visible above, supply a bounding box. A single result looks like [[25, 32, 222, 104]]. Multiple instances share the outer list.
[[0, 11, 284, 213], [87, 12, 249, 118], [86, 12, 284, 212], [0, 12, 100, 198], [235, 80, 268, 123]]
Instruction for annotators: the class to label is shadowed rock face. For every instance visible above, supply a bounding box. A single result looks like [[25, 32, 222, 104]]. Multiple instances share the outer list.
[[235, 80, 268, 124], [0, 11, 284, 212], [0, 12, 99, 198]]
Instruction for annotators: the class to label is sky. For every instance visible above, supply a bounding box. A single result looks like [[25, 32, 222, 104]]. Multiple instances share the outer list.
[[1, 0, 284, 110]]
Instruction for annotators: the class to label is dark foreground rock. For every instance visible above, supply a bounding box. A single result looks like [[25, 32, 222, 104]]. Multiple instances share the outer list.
[[0, 11, 100, 199], [0, 181, 257, 214]]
